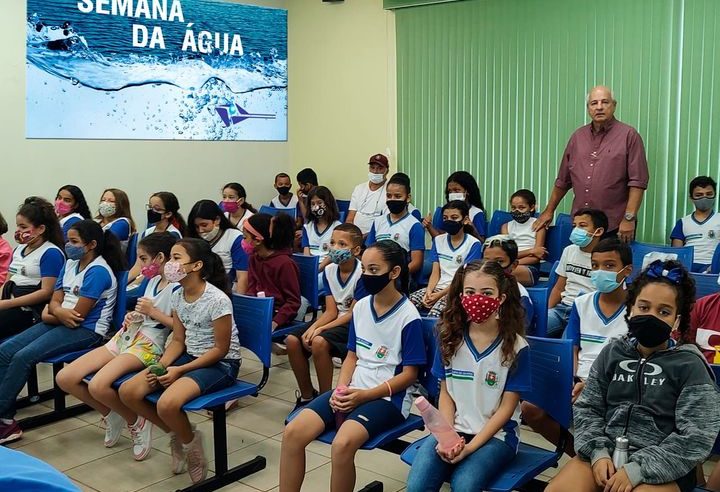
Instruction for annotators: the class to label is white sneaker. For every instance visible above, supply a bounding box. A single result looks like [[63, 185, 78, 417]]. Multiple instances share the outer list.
[[169, 432, 187, 474], [272, 342, 287, 355], [129, 417, 153, 461], [332, 357, 343, 368], [184, 430, 208, 484], [103, 411, 125, 448]]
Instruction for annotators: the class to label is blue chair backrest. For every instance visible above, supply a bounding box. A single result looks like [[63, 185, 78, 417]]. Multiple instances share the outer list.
[[711, 244, 720, 274], [691, 272, 719, 300], [546, 221, 573, 264], [417, 249, 434, 287], [339, 211, 347, 223], [259, 205, 297, 220], [523, 337, 574, 429], [113, 271, 129, 331], [292, 254, 321, 310], [547, 260, 560, 291], [420, 317, 440, 402], [126, 233, 138, 266], [488, 210, 513, 238], [336, 199, 351, 214], [630, 242, 694, 278], [431, 206, 443, 230], [526, 287, 549, 337], [556, 213, 572, 227], [233, 294, 274, 368]]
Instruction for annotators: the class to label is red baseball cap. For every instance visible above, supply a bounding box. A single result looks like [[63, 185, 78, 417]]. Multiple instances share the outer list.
[[368, 153, 389, 168]]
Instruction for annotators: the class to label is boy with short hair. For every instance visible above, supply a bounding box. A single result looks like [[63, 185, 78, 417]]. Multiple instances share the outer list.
[[547, 208, 608, 337], [670, 175, 720, 272], [296, 168, 319, 219], [269, 173, 299, 211], [285, 223, 367, 411]]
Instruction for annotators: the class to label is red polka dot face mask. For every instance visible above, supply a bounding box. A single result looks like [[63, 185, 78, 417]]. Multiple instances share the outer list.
[[460, 293, 501, 324]]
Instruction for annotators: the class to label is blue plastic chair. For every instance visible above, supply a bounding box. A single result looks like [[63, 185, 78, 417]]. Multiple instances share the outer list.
[[259, 205, 297, 220], [709, 244, 720, 274], [400, 337, 574, 492], [487, 210, 513, 238], [126, 232, 138, 267], [272, 254, 320, 342], [339, 211, 347, 223], [630, 242, 694, 279], [541, 215, 573, 277], [336, 199, 351, 215], [691, 272, 719, 300], [415, 249, 434, 288], [527, 287, 549, 337]]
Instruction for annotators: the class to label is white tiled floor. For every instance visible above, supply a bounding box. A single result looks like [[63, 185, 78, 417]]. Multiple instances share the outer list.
[[8, 357, 717, 491]]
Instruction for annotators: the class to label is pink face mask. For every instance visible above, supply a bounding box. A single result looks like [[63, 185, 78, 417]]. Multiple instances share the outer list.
[[221, 201, 240, 214], [14, 229, 36, 245], [241, 238, 256, 255], [164, 261, 188, 283], [141, 262, 161, 279], [54, 200, 73, 216]]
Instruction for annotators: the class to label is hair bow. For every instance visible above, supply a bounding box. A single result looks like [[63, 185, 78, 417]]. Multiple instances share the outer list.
[[645, 260, 682, 285]]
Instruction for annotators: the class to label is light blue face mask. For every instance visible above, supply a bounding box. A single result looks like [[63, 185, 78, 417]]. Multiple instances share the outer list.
[[569, 227, 598, 247], [590, 267, 628, 293]]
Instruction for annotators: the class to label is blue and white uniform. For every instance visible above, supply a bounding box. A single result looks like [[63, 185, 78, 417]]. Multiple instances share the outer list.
[[138, 224, 182, 251], [302, 220, 342, 260], [59, 213, 84, 240], [269, 194, 299, 211], [670, 212, 720, 269], [55, 256, 117, 337], [348, 295, 426, 417], [225, 210, 254, 231], [564, 291, 628, 379], [101, 217, 131, 243], [366, 213, 425, 255], [430, 233, 482, 289], [210, 228, 247, 278], [432, 334, 531, 450], [469, 206, 487, 238], [322, 259, 368, 314], [8, 242, 65, 288]]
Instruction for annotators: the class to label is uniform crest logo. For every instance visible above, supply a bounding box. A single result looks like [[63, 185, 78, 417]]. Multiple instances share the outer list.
[[710, 230, 716, 239], [393, 233, 400, 241], [375, 345, 389, 359], [455, 255, 463, 264], [322, 242, 330, 252], [72, 285, 80, 296], [485, 371, 498, 386], [342, 297, 353, 310]]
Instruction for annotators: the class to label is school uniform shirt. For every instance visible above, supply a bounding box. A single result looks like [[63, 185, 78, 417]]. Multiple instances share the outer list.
[[507, 217, 538, 251], [55, 256, 117, 336], [366, 213, 425, 254], [59, 213, 84, 240], [302, 220, 342, 259], [349, 182, 387, 235], [269, 194, 299, 210], [136, 276, 179, 347], [430, 233, 482, 289], [556, 244, 594, 306], [211, 228, 247, 276], [323, 259, 368, 315], [138, 224, 183, 251], [347, 296, 426, 418], [564, 292, 628, 379], [171, 282, 242, 359], [101, 217, 131, 243], [432, 334, 531, 450], [224, 210, 254, 231], [670, 212, 720, 265], [469, 206, 487, 238], [8, 242, 65, 287]]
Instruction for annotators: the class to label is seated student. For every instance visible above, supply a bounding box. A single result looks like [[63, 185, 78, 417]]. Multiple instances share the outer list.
[[0, 213, 10, 285], [302, 186, 342, 273], [286, 224, 366, 410], [407, 259, 531, 492], [409, 200, 482, 317], [56, 232, 178, 460], [220, 182, 257, 231], [279, 240, 426, 492], [347, 153, 391, 236], [547, 208, 608, 337], [0, 219, 125, 444], [128, 191, 186, 284], [0, 198, 65, 339], [546, 260, 720, 492], [687, 278, 720, 363], [366, 173, 425, 278], [522, 238, 632, 456], [95, 188, 136, 249], [670, 175, 720, 272], [54, 184, 92, 240], [500, 189, 546, 286], [187, 200, 248, 294], [482, 237, 534, 332], [119, 239, 242, 484], [423, 171, 487, 242], [296, 168, 319, 220], [268, 172, 299, 211]]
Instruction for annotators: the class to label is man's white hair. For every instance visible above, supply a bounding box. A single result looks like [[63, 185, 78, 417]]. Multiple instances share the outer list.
[[586, 86, 616, 104]]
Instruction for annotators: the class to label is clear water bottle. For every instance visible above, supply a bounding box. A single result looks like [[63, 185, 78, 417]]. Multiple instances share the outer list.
[[612, 436, 629, 469]]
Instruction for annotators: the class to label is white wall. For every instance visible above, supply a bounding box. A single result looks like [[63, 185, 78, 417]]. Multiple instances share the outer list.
[[2, 0, 288, 234]]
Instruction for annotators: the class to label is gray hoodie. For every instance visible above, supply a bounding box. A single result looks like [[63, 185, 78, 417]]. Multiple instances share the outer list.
[[574, 337, 720, 487]]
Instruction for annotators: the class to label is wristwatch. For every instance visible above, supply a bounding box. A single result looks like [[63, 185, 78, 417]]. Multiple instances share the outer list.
[[623, 212, 636, 222]]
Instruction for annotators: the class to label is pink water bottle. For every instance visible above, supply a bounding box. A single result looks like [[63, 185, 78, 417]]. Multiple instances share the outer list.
[[334, 385, 348, 428], [415, 396, 462, 451]]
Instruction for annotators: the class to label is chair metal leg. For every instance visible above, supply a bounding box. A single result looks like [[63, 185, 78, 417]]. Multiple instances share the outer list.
[[26, 367, 40, 403]]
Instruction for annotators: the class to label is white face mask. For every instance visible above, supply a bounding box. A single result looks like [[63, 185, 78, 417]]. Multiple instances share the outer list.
[[448, 192, 466, 202], [200, 226, 221, 243], [368, 172, 385, 185]]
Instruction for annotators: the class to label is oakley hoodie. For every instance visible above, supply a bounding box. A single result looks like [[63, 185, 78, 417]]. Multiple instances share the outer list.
[[574, 336, 720, 487]]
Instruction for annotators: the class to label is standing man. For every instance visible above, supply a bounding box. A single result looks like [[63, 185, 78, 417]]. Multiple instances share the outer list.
[[346, 154, 390, 235], [534, 86, 649, 242]]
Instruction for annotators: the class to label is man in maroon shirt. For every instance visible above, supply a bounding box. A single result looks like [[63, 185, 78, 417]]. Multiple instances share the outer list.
[[534, 86, 650, 242]]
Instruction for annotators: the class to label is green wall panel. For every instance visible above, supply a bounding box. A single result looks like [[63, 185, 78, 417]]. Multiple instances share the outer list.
[[395, 0, 720, 243]]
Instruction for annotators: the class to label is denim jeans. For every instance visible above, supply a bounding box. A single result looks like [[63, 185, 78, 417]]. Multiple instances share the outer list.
[[0, 322, 103, 418], [547, 302, 573, 338], [406, 435, 516, 492]]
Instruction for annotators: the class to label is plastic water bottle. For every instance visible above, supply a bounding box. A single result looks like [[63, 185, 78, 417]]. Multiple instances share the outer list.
[[612, 436, 629, 469], [334, 385, 348, 428], [415, 396, 462, 452]]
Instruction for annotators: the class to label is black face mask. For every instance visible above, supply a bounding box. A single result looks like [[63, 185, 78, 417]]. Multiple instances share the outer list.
[[442, 220, 463, 235], [361, 272, 393, 295], [386, 200, 407, 215], [511, 210, 533, 224], [628, 314, 673, 347], [147, 209, 163, 225], [277, 186, 292, 196]]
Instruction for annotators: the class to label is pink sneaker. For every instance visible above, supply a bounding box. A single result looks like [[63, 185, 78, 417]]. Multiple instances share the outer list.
[[129, 417, 153, 460], [169, 432, 187, 474], [183, 430, 208, 484]]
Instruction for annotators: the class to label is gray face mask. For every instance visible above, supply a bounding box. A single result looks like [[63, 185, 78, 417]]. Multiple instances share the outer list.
[[693, 196, 715, 212]]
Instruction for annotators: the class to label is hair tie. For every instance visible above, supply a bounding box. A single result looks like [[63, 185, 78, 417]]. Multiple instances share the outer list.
[[244, 222, 264, 241], [645, 260, 682, 285]]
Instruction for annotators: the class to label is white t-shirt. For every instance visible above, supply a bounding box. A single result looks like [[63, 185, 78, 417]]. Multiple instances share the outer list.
[[670, 212, 720, 265], [211, 228, 247, 275], [302, 220, 342, 259], [347, 296, 426, 418], [556, 245, 594, 306], [136, 276, 179, 347], [8, 242, 65, 287], [225, 210, 254, 231], [433, 334, 531, 447], [430, 233, 482, 289], [349, 182, 387, 235], [139, 224, 183, 250], [171, 282, 241, 359], [507, 217, 538, 251], [269, 194, 299, 210], [322, 259, 367, 315]]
